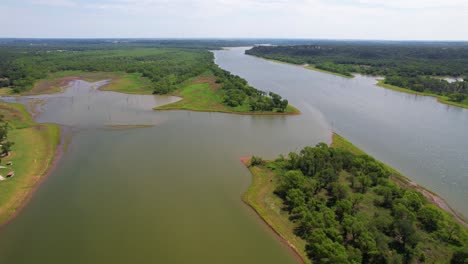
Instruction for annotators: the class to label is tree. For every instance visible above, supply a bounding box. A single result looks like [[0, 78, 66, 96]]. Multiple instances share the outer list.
[[249, 155, 265, 166], [418, 205, 443, 232], [451, 248, 468, 264], [306, 229, 350, 264]]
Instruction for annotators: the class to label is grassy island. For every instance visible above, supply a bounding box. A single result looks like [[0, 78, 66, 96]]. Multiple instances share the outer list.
[[242, 133, 467, 264], [0, 102, 60, 225]]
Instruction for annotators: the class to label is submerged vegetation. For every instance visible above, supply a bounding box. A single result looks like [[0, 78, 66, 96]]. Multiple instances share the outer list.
[[244, 134, 467, 264], [246, 44, 468, 107]]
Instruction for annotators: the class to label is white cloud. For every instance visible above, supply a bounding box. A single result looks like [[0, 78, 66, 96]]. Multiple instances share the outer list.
[[31, 0, 77, 7], [1, 0, 468, 39], [356, 0, 468, 9]]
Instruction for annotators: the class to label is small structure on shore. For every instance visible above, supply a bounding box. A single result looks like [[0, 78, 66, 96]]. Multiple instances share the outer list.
[[6, 171, 14, 178]]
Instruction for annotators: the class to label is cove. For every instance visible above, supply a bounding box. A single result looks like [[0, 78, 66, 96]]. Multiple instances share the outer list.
[[0, 80, 328, 263]]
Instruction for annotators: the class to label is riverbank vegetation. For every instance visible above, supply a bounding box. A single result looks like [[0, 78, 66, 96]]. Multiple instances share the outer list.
[[154, 73, 299, 114], [246, 44, 468, 108], [0, 102, 60, 224], [243, 134, 467, 264], [0, 44, 297, 114]]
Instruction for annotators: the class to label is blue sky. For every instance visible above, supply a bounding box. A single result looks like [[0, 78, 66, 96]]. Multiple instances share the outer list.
[[1, 0, 467, 40]]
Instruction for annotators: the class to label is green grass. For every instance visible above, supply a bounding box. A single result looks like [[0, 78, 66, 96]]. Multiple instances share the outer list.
[[330, 133, 366, 155], [99, 72, 153, 94], [241, 158, 311, 264], [304, 65, 354, 78], [155, 75, 301, 115], [254, 56, 354, 78], [0, 88, 14, 96], [0, 102, 60, 224], [377, 80, 468, 109]]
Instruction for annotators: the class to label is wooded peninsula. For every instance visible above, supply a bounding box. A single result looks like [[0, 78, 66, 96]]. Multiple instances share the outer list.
[[243, 134, 467, 264]]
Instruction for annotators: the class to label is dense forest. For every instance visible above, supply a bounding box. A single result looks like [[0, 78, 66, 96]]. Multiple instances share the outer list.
[[246, 44, 468, 103], [251, 144, 467, 264], [0, 44, 288, 112]]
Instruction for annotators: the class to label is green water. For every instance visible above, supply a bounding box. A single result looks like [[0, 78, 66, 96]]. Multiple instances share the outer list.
[[0, 80, 329, 263]]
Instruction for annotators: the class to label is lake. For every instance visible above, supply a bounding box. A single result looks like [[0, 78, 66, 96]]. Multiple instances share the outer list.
[[0, 47, 466, 263]]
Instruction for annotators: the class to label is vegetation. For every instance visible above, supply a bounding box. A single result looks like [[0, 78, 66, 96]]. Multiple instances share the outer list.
[[0, 102, 60, 224], [0, 43, 296, 114], [0, 114, 14, 156], [246, 44, 468, 107], [154, 73, 299, 114], [0, 47, 212, 94], [243, 135, 467, 264]]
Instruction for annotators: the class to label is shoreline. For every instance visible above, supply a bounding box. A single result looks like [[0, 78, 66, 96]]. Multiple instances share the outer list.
[[240, 132, 467, 264], [240, 157, 310, 264], [0, 102, 64, 228], [154, 107, 301, 116], [376, 80, 468, 109], [249, 53, 468, 110], [331, 133, 467, 226], [7, 72, 302, 116], [247, 54, 354, 79]]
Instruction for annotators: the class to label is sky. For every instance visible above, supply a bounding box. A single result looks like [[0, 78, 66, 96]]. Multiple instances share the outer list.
[[1, 0, 467, 40]]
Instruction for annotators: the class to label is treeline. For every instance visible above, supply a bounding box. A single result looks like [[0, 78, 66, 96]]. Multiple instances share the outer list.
[[0, 48, 212, 94], [252, 143, 467, 264], [385, 75, 468, 102], [0, 45, 291, 112], [0, 115, 13, 156], [211, 67, 289, 112], [246, 44, 468, 101]]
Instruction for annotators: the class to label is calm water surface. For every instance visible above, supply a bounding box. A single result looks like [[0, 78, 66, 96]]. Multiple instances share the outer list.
[[0, 80, 328, 263], [0, 46, 467, 263], [214, 47, 468, 217]]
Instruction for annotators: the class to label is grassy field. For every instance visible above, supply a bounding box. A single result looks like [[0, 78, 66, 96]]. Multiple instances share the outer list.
[[377, 80, 468, 109], [155, 74, 300, 115], [0, 102, 60, 225], [241, 157, 311, 264]]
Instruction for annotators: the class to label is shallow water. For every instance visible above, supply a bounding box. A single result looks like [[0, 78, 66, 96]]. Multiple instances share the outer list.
[[214, 47, 468, 217]]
